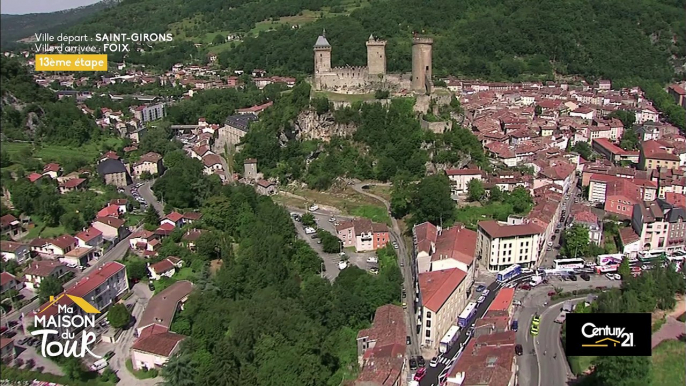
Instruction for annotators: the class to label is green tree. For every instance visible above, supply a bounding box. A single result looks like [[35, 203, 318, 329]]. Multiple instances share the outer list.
[[107, 303, 132, 329], [317, 229, 341, 253], [160, 352, 197, 386], [144, 204, 160, 230], [534, 105, 542, 116], [60, 211, 84, 233], [505, 186, 534, 213], [489, 185, 503, 202], [126, 259, 148, 281], [572, 141, 594, 160], [592, 356, 651, 386], [618, 257, 631, 279], [467, 179, 485, 202], [38, 276, 64, 303], [561, 224, 589, 258], [212, 34, 225, 45], [301, 213, 315, 226], [410, 174, 455, 226]]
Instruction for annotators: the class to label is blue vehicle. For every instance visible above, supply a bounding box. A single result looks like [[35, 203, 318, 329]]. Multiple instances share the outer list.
[[475, 284, 486, 292], [497, 264, 522, 282], [511, 320, 518, 332]]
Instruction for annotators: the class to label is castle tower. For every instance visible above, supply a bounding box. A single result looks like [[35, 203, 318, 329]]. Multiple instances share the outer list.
[[313, 30, 332, 75], [366, 34, 387, 76], [411, 36, 433, 94]]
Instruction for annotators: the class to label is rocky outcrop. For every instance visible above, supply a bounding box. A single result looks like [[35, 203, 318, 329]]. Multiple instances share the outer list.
[[285, 109, 357, 143]]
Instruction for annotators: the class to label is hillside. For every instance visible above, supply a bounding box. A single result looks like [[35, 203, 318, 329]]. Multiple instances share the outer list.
[[0, 0, 120, 48], [63, 0, 686, 83]]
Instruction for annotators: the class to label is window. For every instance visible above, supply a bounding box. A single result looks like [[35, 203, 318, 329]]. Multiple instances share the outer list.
[[425, 330, 431, 338], [426, 320, 431, 328], [426, 311, 432, 319]]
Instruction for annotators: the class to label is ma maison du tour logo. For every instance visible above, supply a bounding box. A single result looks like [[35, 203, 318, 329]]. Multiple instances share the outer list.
[[566, 313, 652, 357], [30, 294, 103, 359]]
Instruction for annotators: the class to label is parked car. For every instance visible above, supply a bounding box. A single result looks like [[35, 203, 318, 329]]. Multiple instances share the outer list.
[[406, 336, 411, 345], [90, 359, 108, 371], [605, 273, 615, 280], [580, 273, 591, 281], [148, 282, 156, 291], [482, 289, 490, 297], [515, 344, 523, 356], [416, 356, 425, 367], [409, 358, 418, 371], [519, 284, 531, 290], [477, 296, 486, 304], [366, 256, 378, 263], [369, 267, 379, 275], [413, 367, 426, 381], [569, 274, 577, 281], [511, 320, 519, 331], [104, 351, 115, 360], [475, 285, 486, 292], [338, 261, 348, 270], [429, 357, 439, 367]]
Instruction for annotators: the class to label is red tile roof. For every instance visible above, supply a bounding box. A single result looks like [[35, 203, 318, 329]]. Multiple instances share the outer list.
[[1, 272, 18, 286], [0, 337, 13, 350], [24, 260, 67, 277], [109, 198, 128, 206], [59, 178, 86, 189], [487, 288, 514, 312], [0, 214, 19, 227], [665, 192, 686, 208], [157, 223, 175, 232], [95, 216, 125, 229], [75, 227, 103, 243], [445, 168, 483, 176], [418, 268, 467, 312], [43, 163, 61, 173], [131, 325, 185, 357], [150, 257, 180, 274], [97, 205, 120, 218], [164, 212, 184, 223], [605, 179, 642, 202], [0, 240, 25, 252], [448, 338, 515, 386], [52, 235, 77, 250], [27, 173, 43, 182], [641, 140, 681, 161], [34, 262, 125, 318], [355, 305, 406, 385], [431, 225, 477, 265], [413, 222, 438, 254], [619, 227, 640, 245]]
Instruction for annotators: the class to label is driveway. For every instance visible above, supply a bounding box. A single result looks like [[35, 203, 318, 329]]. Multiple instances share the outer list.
[[132, 181, 164, 215], [90, 282, 158, 385]]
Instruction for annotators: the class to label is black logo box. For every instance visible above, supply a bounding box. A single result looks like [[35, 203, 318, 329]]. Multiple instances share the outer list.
[[566, 313, 652, 356]]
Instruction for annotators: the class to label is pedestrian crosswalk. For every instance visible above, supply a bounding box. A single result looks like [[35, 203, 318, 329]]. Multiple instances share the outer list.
[[437, 356, 452, 365]]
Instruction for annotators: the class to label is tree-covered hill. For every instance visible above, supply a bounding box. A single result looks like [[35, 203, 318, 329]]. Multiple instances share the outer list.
[[65, 0, 686, 83]]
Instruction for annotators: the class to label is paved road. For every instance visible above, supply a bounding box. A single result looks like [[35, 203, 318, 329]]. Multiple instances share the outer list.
[[136, 181, 164, 215], [351, 182, 422, 363], [515, 275, 622, 386], [540, 184, 580, 268]]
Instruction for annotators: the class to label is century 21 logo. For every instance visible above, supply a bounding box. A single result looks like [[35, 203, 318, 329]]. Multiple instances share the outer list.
[[581, 323, 635, 348]]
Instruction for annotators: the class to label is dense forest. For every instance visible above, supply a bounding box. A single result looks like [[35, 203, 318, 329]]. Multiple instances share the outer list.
[[63, 0, 686, 83]]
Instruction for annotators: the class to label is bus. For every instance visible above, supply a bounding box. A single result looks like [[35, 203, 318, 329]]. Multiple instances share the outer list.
[[596, 254, 623, 266], [553, 258, 585, 270], [438, 325, 460, 354], [458, 302, 478, 328], [638, 251, 666, 262], [496, 265, 522, 282]]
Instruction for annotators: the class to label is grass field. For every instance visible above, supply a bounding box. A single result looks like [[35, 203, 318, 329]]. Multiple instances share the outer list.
[[2, 138, 123, 164], [176, 267, 198, 281], [367, 185, 392, 201], [651, 339, 686, 386], [351, 205, 391, 225], [126, 214, 144, 227], [279, 186, 386, 216]]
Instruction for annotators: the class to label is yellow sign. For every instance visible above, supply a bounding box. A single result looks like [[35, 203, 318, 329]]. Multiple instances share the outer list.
[[38, 294, 101, 314], [35, 54, 107, 71], [582, 337, 621, 348]]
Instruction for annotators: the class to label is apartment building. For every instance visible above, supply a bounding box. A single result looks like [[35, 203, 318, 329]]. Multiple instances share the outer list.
[[476, 221, 542, 272], [336, 218, 390, 252], [631, 200, 686, 253], [32, 262, 128, 337], [413, 222, 477, 287], [639, 140, 681, 171], [445, 168, 483, 197], [131, 152, 164, 177], [133, 103, 165, 123], [418, 268, 469, 351]]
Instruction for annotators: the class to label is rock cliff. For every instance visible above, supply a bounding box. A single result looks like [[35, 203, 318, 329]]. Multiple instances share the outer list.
[[283, 109, 357, 144]]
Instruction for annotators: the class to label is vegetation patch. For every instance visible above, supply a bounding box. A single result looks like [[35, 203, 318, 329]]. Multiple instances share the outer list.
[[652, 316, 668, 333], [651, 339, 686, 386], [125, 359, 159, 379], [312, 91, 376, 103], [568, 355, 597, 376], [351, 205, 390, 225], [677, 312, 686, 323]]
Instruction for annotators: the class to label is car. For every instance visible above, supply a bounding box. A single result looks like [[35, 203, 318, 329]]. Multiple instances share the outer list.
[[477, 296, 486, 304], [613, 274, 621, 280], [547, 241, 553, 247], [413, 367, 427, 381], [530, 318, 540, 336], [126, 303, 134, 310], [104, 351, 115, 360], [369, 267, 379, 275], [417, 356, 425, 367], [402, 289, 406, 298], [99, 321, 108, 328], [475, 285, 486, 292], [515, 344, 523, 356], [569, 275, 577, 281], [17, 338, 28, 346], [317, 240, 322, 244], [548, 291, 556, 296], [366, 256, 378, 263], [605, 273, 615, 280], [400, 259, 404, 267], [511, 320, 519, 331], [409, 358, 418, 371], [148, 282, 156, 291], [3, 331, 16, 338], [90, 359, 108, 371], [513, 300, 522, 306], [329, 217, 336, 222], [406, 336, 411, 345], [338, 261, 348, 270], [310, 233, 319, 239], [429, 357, 439, 367], [482, 289, 490, 297], [547, 247, 552, 251], [309, 205, 319, 211], [580, 273, 591, 281], [519, 284, 531, 290], [402, 302, 407, 309], [393, 243, 399, 249]]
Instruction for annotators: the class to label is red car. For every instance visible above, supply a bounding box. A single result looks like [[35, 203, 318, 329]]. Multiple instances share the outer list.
[[519, 283, 531, 290], [547, 291, 556, 296], [414, 367, 427, 381]]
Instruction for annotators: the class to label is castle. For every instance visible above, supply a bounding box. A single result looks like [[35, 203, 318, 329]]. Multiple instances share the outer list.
[[313, 31, 434, 95]]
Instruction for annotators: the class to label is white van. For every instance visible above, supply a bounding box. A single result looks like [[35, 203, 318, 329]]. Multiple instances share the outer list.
[[309, 204, 319, 211], [90, 359, 108, 371], [304, 227, 316, 234]]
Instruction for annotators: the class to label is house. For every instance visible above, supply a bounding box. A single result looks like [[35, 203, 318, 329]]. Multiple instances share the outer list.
[[131, 281, 193, 371], [181, 229, 205, 251], [75, 227, 104, 254], [161, 212, 184, 228], [668, 84, 686, 108], [97, 158, 131, 188], [23, 260, 70, 290], [29, 235, 77, 258], [619, 227, 641, 258], [0, 241, 30, 264], [243, 158, 258, 180], [100, 151, 120, 162], [639, 140, 681, 171], [132, 152, 164, 178], [255, 179, 277, 195], [181, 212, 202, 225], [97, 205, 121, 219], [133, 103, 165, 123], [604, 179, 642, 218], [476, 221, 542, 272], [201, 154, 223, 175], [63, 246, 96, 267], [446, 334, 516, 386], [412, 222, 478, 286], [631, 200, 686, 253], [155, 223, 175, 238], [58, 178, 87, 194], [148, 257, 183, 280], [32, 262, 128, 339], [129, 230, 157, 251], [108, 199, 130, 214], [218, 114, 258, 148], [336, 218, 390, 252], [0, 338, 15, 362], [27, 172, 44, 183], [0, 272, 21, 294], [1, 214, 22, 239], [92, 216, 127, 241], [445, 168, 483, 197], [418, 268, 469, 351], [42, 163, 62, 179], [571, 210, 602, 245], [570, 106, 594, 120], [354, 305, 405, 386]]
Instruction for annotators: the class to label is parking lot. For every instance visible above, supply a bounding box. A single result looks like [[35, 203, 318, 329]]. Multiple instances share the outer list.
[[290, 210, 383, 281]]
